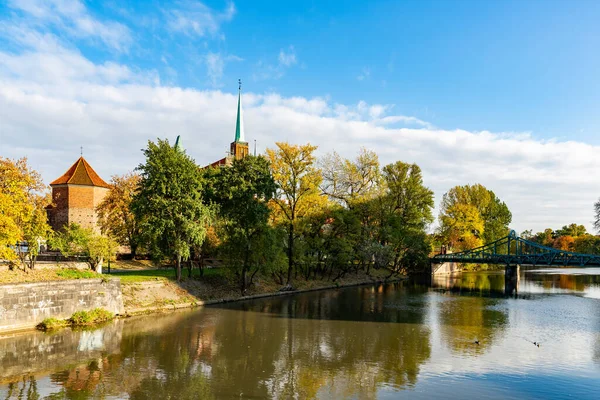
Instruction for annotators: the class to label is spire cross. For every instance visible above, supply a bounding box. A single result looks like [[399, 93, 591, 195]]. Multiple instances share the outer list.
[[80, 146, 83, 156], [238, 78, 242, 91]]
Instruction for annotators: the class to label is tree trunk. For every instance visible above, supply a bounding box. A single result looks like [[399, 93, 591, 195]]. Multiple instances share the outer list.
[[287, 223, 294, 285], [188, 260, 192, 278], [176, 255, 182, 281], [130, 243, 138, 260]]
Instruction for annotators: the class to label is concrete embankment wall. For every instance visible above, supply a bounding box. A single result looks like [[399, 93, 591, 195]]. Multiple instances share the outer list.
[[431, 262, 462, 275], [0, 278, 124, 332]]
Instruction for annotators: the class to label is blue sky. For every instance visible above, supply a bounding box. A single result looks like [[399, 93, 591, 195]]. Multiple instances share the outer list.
[[1, 0, 600, 231], [4, 0, 599, 141]]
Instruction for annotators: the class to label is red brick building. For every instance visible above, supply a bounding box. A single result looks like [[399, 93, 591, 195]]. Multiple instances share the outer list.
[[46, 157, 110, 233]]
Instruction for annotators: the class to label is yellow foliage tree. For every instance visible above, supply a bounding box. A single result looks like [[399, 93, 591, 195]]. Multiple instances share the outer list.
[[0, 157, 51, 267], [96, 172, 142, 257], [266, 142, 325, 284], [439, 203, 484, 251]]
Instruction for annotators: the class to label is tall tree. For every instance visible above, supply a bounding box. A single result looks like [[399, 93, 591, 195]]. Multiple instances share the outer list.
[[379, 161, 435, 273], [439, 184, 511, 250], [595, 198, 600, 233], [555, 223, 587, 238], [0, 157, 51, 268], [267, 142, 324, 285], [132, 139, 210, 281], [206, 156, 278, 294], [96, 172, 142, 257], [321, 148, 382, 207]]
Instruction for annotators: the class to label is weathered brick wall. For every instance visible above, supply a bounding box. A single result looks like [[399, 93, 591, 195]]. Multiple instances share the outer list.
[[49, 184, 108, 233], [0, 278, 124, 332]]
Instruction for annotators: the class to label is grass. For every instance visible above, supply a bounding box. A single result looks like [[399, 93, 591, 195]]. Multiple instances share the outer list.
[[0, 267, 100, 284], [111, 267, 223, 284], [37, 308, 115, 331], [56, 269, 99, 279]]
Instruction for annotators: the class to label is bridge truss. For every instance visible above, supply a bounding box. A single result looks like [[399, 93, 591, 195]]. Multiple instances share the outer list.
[[431, 230, 600, 267]]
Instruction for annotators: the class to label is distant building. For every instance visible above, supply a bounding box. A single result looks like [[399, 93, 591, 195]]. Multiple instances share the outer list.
[[206, 81, 250, 167], [46, 157, 110, 233]]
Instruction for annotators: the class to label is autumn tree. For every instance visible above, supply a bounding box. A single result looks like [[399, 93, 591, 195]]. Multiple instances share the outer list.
[[96, 172, 142, 257], [267, 142, 324, 285], [132, 139, 210, 281], [438, 184, 511, 251], [0, 157, 51, 269], [321, 148, 382, 207], [50, 223, 117, 273]]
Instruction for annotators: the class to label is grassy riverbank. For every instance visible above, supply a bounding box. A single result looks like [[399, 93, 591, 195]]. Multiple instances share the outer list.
[[0, 263, 405, 318], [120, 268, 402, 314]]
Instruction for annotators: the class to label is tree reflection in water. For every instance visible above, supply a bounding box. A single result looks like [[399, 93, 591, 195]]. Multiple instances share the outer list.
[[0, 282, 433, 399]]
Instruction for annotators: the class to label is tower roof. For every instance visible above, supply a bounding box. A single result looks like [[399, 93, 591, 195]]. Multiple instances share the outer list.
[[50, 157, 110, 188], [235, 80, 245, 143]]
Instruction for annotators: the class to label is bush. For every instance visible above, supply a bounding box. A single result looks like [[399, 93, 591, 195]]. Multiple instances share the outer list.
[[69, 308, 114, 326], [37, 317, 68, 331]]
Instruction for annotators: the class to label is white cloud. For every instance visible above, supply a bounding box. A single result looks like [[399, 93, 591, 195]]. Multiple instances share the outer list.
[[1, 44, 599, 234], [357, 67, 370, 81], [165, 0, 235, 38], [6, 0, 132, 52], [253, 45, 299, 81], [204, 52, 243, 87], [278, 46, 297, 67]]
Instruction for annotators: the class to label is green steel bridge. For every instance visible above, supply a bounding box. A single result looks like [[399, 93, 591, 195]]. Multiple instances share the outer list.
[[431, 230, 600, 267]]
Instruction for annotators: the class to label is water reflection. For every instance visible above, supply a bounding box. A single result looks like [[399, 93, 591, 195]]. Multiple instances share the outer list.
[[1, 270, 600, 399]]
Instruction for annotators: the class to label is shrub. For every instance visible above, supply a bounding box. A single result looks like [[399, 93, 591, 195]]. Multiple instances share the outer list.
[[37, 318, 68, 331], [69, 308, 114, 326]]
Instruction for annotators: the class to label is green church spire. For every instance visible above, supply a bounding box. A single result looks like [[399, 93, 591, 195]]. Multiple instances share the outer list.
[[235, 79, 245, 143]]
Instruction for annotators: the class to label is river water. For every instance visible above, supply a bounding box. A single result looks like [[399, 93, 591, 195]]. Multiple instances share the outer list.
[[1, 268, 600, 399]]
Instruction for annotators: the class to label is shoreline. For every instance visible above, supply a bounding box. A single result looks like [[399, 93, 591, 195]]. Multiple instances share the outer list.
[[0, 275, 407, 335], [123, 276, 408, 316]]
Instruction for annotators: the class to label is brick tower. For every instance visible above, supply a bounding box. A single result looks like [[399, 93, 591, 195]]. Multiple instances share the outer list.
[[47, 157, 110, 233]]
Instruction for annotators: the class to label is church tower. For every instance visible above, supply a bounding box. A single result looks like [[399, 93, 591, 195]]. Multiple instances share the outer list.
[[206, 80, 251, 168], [230, 79, 249, 160]]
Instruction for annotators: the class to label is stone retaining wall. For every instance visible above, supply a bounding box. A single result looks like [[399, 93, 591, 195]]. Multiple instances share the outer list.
[[0, 278, 124, 332]]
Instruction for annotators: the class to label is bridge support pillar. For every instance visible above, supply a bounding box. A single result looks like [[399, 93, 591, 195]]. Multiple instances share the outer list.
[[505, 264, 520, 296], [430, 261, 462, 275]]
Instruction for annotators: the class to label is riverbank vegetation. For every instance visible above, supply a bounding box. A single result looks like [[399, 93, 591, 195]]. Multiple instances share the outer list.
[[125, 139, 437, 294], [4, 141, 600, 295], [37, 308, 115, 331]]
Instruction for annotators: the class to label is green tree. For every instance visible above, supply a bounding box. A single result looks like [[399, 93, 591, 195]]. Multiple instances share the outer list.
[[555, 223, 587, 237], [207, 156, 278, 294], [96, 172, 142, 257], [379, 161, 435, 274], [132, 139, 210, 281], [50, 223, 117, 273], [595, 198, 600, 233], [267, 142, 325, 285]]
